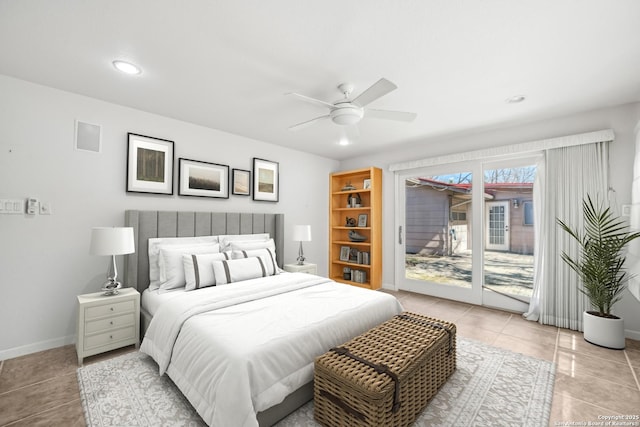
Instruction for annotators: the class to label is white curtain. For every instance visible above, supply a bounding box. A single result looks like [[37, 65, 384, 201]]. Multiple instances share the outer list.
[[524, 142, 609, 330], [627, 123, 640, 302]]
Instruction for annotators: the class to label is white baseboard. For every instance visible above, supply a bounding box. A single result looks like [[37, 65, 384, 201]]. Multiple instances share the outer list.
[[381, 282, 397, 291], [0, 335, 75, 361], [625, 328, 640, 341]]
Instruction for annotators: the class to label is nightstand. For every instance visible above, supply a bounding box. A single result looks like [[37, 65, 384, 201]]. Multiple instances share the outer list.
[[76, 287, 140, 365], [283, 263, 317, 275]]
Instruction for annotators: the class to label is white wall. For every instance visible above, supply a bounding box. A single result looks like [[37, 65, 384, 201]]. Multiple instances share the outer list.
[[339, 102, 640, 339], [0, 75, 339, 359]]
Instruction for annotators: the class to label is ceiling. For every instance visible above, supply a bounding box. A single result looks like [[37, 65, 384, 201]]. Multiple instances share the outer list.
[[1, 1, 639, 161]]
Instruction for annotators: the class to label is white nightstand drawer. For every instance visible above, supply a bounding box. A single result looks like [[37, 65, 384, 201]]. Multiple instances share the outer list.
[[85, 300, 135, 319], [85, 313, 135, 334], [84, 326, 136, 350]]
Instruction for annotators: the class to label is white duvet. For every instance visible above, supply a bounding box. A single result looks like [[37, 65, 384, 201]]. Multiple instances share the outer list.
[[141, 272, 403, 427]]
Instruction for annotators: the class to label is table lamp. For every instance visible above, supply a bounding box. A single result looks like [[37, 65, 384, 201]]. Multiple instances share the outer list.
[[90, 227, 135, 295], [292, 225, 312, 265]]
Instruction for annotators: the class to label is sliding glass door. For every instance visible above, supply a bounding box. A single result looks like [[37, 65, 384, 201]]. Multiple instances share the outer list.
[[396, 156, 540, 312]]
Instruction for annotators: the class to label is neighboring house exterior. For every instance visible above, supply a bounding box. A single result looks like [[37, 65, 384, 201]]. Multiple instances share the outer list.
[[406, 178, 534, 256]]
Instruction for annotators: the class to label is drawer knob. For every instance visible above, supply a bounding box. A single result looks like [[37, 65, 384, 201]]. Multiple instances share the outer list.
[[110, 335, 113, 339], [110, 321, 113, 325], [110, 307, 114, 311]]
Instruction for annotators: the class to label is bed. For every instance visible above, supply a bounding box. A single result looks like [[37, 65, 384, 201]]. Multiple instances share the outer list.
[[123, 210, 403, 427]]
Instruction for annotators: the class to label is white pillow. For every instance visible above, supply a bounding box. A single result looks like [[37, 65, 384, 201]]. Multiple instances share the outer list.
[[219, 233, 270, 250], [158, 244, 220, 290], [148, 236, 218, 287], [183, 252, 230, 291], [232, 248, 279, 276], [212, 256, 272, 285], [229, 238, 276, 252]]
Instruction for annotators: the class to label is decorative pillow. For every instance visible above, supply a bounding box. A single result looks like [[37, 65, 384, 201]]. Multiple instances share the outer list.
[[211, 256, 271, 285], [148, 236, 218, 287], [229, 238, 276, 252], [219, 233, 270, 250], [183, 252, 231, 291], [158, 244, 221, 290], [232, 248, 279, 276]]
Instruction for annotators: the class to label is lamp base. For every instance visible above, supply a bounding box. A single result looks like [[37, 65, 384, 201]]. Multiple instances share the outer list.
[[101, 280, 122, 296]]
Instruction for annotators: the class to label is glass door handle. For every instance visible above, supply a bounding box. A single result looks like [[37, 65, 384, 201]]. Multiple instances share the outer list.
[[399, 226, 403, 244]]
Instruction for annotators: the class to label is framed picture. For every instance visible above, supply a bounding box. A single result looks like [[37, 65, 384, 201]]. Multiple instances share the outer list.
[[252, 158, 279, 202], [126, 133, 174, 194], [363, 179, 371, 189], [339, 246, 350, 262], [358, 213, 368, 227], [178, 158, 229, 198], [232, 169, 251, 196]]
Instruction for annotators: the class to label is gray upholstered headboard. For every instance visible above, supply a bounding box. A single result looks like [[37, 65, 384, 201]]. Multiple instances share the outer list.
[[123, 210, 285, 293]]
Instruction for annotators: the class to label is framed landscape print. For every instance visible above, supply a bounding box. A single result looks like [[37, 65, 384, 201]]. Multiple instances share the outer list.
[[126, 133, 174, 194], [178, 158, 229, 198], [252, 158, 279, 202], [232, 169, 251, 196]]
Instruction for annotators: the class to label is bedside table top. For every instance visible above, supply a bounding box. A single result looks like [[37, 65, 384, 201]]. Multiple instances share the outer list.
[[77, 287, 139, 303]]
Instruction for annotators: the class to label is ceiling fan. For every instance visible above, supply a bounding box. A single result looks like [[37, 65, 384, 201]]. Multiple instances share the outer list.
[[286, 78, 417, 132]]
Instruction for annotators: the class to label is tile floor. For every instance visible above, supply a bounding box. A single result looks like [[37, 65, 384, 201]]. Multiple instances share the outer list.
[[1, 289, 639, 426]]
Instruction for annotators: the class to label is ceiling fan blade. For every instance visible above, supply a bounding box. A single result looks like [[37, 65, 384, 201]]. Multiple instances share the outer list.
[[365, 108, 417, 122], [288, 115, 330, 131], [352, 78, 397, 107], [285, 92, 335, 109]]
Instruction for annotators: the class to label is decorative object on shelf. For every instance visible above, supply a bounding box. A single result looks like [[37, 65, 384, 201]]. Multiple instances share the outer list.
[[348, 193, 361, 208], [340, 246, 350, 261], [358, 214, 368, 227], [253, 158, 279, 202], [90, 227, 135, 295], [178, 158, 229, 198], [348, 230, 367, 242], [292, 225, 312, 265], [126, 133, 174, 195], [345, 217, 357, 227], [341, 181, 356, 191], [363, 179, 371, 189], [232, 169, 251, 196], [343, 267, 352, 280]]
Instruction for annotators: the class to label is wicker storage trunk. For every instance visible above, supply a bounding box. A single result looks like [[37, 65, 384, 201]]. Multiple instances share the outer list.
[[314, 312, 456, 427]]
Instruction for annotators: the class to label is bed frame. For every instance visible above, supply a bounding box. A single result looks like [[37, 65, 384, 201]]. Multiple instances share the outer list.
[[123, 210, 308, 426]]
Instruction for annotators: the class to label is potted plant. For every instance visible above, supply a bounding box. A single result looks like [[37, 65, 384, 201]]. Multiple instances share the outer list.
[[557, 195, 640, 349]]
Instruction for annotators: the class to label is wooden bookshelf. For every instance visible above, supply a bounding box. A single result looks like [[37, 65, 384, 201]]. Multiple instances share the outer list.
[[329, 167, 382, 289]]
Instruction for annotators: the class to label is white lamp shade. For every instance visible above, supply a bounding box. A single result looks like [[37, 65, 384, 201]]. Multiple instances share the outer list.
[[90, 227, 135, 255], [292, 225, 312, 242]]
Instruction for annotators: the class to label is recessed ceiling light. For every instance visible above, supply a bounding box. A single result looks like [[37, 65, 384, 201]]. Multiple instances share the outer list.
[[506, 95, 526, 104], [112, 60, 141, 75]]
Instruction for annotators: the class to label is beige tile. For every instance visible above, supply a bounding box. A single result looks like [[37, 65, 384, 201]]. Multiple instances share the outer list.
[[0, 372, 80, 425], [557, 330, 629, 364], [555, 348, 638, 389], [553, 371, 640, 415], [492, 334, 556, 361], [455, 322, 500, 345], [456, 311, 511, 334], [501, 319, 558, 347], [0, 345, 77, 393], [549, 392, 621, 426], [8, 399, 86, 427], [626, 347, 640, 368]]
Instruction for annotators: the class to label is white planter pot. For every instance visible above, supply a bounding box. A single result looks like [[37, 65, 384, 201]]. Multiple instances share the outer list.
[[583, 311, 625, 350]]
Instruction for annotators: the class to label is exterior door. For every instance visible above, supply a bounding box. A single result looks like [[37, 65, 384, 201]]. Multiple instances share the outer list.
[[485, 201, 510, 251]]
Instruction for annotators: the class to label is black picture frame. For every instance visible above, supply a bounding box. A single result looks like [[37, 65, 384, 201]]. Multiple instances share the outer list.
[[252, 158, 279, 202], [178, 158, 229, 199], [126, 133, 174, 195], [232, 169, 251, 196]]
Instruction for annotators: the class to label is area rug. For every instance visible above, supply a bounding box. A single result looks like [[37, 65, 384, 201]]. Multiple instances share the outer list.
[[78, 337, 555, 426]]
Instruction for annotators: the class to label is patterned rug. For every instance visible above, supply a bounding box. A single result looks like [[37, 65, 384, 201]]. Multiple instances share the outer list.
[[78, 338, 555, 426]]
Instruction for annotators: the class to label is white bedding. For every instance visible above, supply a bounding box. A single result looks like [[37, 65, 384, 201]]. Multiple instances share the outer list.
[[141, 272, 403, 427], [141, 287, 184, 316]]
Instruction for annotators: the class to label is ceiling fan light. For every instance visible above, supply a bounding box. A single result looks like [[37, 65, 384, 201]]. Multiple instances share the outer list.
[[338, 136, 350, 146], [112, 60, 141, 75], [330, 104, 364, 126]]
